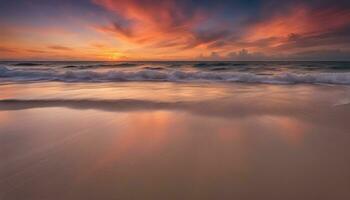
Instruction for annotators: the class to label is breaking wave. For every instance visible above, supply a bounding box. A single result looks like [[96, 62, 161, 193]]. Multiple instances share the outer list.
[[1, 66, 350, 85], [14, 62, 44, 66], [193, 62, 248, 67]]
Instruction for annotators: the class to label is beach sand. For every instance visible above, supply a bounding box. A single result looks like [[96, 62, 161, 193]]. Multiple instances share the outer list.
[[1, 82, 350, 200]]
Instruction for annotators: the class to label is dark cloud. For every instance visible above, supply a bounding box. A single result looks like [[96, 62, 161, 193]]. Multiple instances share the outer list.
[[287, 33, 302, 42], [199, 49, 268, 61], [185, 29, 231, 49], [228, 49, 267, 60], [276, 26, 350, 50], [289, 49, 350, 61], [198, 48, 350, 61], [110, 21, 134, 37]]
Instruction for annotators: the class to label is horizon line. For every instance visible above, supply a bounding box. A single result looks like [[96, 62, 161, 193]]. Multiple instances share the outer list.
[[1, 60, 350, 62]]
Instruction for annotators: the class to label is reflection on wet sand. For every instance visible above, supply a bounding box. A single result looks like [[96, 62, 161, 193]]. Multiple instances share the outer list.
[[1, 82, 350, 200], [258, 115, 309, 144], [0, 111, 11, 127]]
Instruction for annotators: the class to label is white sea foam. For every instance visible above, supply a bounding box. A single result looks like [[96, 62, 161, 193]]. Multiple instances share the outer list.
[[333, 98, 350, 106], [1, 66, 350, 85]]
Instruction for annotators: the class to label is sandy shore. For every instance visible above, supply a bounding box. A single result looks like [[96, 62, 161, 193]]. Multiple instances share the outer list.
[[1, 82, 350, 200]]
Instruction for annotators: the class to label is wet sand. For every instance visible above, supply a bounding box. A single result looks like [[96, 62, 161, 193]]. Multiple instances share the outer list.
[[1, 82, 350, 200]]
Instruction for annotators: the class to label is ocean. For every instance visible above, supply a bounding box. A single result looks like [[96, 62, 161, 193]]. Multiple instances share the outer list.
[[1, 61, 350, 84]]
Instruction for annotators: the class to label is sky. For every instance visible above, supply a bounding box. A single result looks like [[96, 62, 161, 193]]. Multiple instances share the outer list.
[[0, 0, 350, 61]]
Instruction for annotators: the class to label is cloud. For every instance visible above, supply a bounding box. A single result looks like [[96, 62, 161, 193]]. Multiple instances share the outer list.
[[110, 21, 134, 37], [48, 45, 73, 51], [245, 4, 350, 52], [0, 46, 17, 53], [288, 49, 350, 61], [198, 48, 350, 61], [93, 0, 203, 29], [93, 0, 209, 51], [184, 29, 231, 49], [93, 0, 350, 59], [198, 49, 268, 61], [2, 0, 350, 60], [227, 49, 267, 60], [26, 49, 49, 54], [275, 26, 350, 51]]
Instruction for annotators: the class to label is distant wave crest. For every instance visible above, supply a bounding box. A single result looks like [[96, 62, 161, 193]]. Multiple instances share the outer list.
[[1, 66, 350, 85], [62, 63, 139, 69]]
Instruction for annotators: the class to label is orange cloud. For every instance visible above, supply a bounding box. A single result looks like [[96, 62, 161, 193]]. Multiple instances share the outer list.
[[48, 45, 73, 51], [246, 6, 310, 41], [245, 5, 350, 52], [93, 0, 215, 55], [1, 1, 350, 60]]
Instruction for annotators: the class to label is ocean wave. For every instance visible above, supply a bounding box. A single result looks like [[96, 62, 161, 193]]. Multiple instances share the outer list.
[[62, 63, 139, 69], [143, 66, 165, 70], [210, 67, 229, 71], [333, 98, 350, 106], [14, 62, 44, 66], [1, 66, 350, 85], [193, 62, 247, 67]]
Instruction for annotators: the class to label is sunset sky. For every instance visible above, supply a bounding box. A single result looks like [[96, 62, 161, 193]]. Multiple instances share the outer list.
[[1, 0, 350, 61]]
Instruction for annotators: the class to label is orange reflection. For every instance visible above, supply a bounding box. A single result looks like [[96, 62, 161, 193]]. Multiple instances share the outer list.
[[260, 115, 308, 145], [216, 121, 243, 143], [0, 85, 16, 99], [76, 111, 180, 180], [0, 82, 231, 102], [0, 111, 11, 127]]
